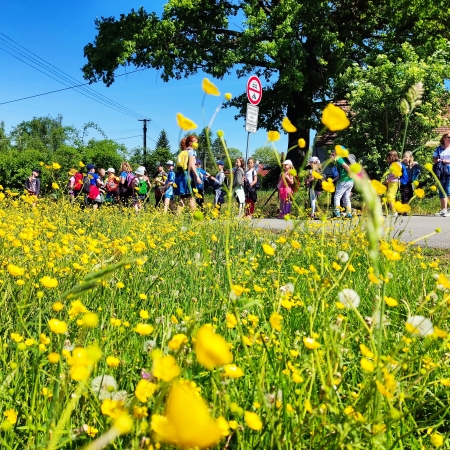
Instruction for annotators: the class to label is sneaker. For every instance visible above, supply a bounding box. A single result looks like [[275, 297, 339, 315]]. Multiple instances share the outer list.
[[333, 210, 341, 218], [444, 211, 450, 217], [435, 209, 448, 216], [345, 213, 353, 219]]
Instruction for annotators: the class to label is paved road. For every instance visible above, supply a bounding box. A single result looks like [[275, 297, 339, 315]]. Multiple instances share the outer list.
[[252, 215, 450, 249]]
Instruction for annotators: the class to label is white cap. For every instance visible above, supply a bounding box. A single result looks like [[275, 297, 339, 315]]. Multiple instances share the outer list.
[[166, 160, 174, 166], [135, 166, 146, 176], [308, 156, 320, 164], [282, 159, 293, 166], [106, 167, 115, 173]]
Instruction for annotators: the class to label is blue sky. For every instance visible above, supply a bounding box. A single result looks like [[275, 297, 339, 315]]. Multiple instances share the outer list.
[[0, 0, 289, 158]]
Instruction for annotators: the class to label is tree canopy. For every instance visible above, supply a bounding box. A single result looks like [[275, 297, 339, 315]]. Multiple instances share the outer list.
[[155, 129, 171, 151], [336, 42, 450, 177], [82, 0, 449, 166]]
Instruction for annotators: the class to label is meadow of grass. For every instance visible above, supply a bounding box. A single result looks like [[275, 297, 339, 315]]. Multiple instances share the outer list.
[[0, 193, 449, 450]]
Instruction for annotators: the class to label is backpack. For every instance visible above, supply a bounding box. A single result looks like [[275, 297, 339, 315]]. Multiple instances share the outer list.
[[126, 172, 135, 189], [106, 176, 119, 192], [399, 163, 409, 185], [82, 174, 91, 194], [291, 175, 300, 193], [137, 179, 148, 195], [176, 150, 189, 172], [73, 173, 83, 191], [252, 169, 261, 189]]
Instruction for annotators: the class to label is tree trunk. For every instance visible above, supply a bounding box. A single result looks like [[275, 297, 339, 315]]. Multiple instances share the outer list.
[[285, 98, 313, 169]]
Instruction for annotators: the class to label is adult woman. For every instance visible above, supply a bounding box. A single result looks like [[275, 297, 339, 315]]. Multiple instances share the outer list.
[[433, 133, 450, 216], [119, 161, 134, 206], [233, 157, 245, 217], [400, 151, 421, 204], [174, 135, 201, 211], [244, 158, 258, 218], [305, 156, 323, 219]]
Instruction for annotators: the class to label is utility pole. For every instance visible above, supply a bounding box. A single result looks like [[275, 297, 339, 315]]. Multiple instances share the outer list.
[[138, 119, 151, 167]]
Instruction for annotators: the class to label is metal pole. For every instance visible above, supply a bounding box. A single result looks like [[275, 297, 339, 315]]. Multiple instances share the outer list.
[[245, 132, 250, 169], [138, 119, 151, 167]]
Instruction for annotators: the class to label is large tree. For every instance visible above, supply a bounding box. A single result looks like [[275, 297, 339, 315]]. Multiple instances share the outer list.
[[155, 129, 171, 152], [336, 42, 450, 177], [82, 1, 448, 166]]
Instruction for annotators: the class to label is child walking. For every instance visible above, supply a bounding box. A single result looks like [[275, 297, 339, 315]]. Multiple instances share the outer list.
[[163, 160, 176, 213], [209, 160, 226, 210], [385, 150, 402, 216], [305, 156, 323, 219], [277, 159, 294, 219], [233, 157, 245, 217]]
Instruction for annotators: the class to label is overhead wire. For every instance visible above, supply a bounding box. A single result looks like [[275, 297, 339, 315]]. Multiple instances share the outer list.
[[0, 32, 177, 145], [0, 39, 146, 120]]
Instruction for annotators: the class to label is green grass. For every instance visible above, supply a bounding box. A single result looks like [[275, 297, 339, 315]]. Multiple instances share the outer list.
[[0, 196, 449, 449]]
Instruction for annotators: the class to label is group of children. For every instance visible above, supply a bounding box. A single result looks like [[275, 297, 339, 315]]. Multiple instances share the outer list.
[[26, 131, 449, 218]]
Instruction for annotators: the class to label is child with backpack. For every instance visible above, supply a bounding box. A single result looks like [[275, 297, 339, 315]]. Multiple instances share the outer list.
[[68, 168, 83, 201], [209, 160, 226, 210], [25, 168, 41, 204], [194, 160, 208, 209], [119, 161, 134, 207], [132, 166, 149, 212], [330, 149, 354, 218], [384, 150, 402, 216], [400, 151, 421, 205], [305, 156, 323, 219], [233, 157, 246, 217], [433, 133, 450, 216], [84, 164, 102, 209], [244, 158, 259, 218], [277, 159, 295, 219], [174, 136, 201, 211], [105, 168, 120, 204], [163, 160, 176, 213]]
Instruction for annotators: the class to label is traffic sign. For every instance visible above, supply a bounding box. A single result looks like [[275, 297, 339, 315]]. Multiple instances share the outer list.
[[246, 75, 262, 105], [245, 104, 259, 133]]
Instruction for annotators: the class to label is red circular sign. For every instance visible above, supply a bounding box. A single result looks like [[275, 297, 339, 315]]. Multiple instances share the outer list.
[[246, 75, 262, 105]]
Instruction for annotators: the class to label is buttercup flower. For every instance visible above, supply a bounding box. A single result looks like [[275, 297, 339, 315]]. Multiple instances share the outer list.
[[321, 103, 350, 131], [298, 138, 306, 148], [194, 325, 233, 370], [269, 312, 283, 331], [244, 411, 262, 431], [322, 178, 335, 193], [262, 244, 275, 256], [267, 131, 280, 142], [223, 364, 244, 378], [282, 117, 297, 133], [135, 379, 157, 403], [151, 381, 223, 448], [135, 323, 154, 335], [152, 351, 180, 382], [224, 93, 232, 100], [202, 78, 220, 96], [414, 188, 425, 199], [335, 145, 349, 157], [40, 276, 58, 288], [7, 264, 24, 277], [303, 337, 320, 350], [48, 319, 67, 334], [371, 180, 387, 195], [176, 113, 198, 131]]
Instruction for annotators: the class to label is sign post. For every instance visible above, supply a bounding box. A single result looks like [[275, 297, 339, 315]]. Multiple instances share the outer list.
[[245, 75, 262, 168]]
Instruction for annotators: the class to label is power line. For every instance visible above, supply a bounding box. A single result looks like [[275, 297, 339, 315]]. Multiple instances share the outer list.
[[0, 33, 178, 144], [0, 70, 145, 106], [0, 34, 148, 119]]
